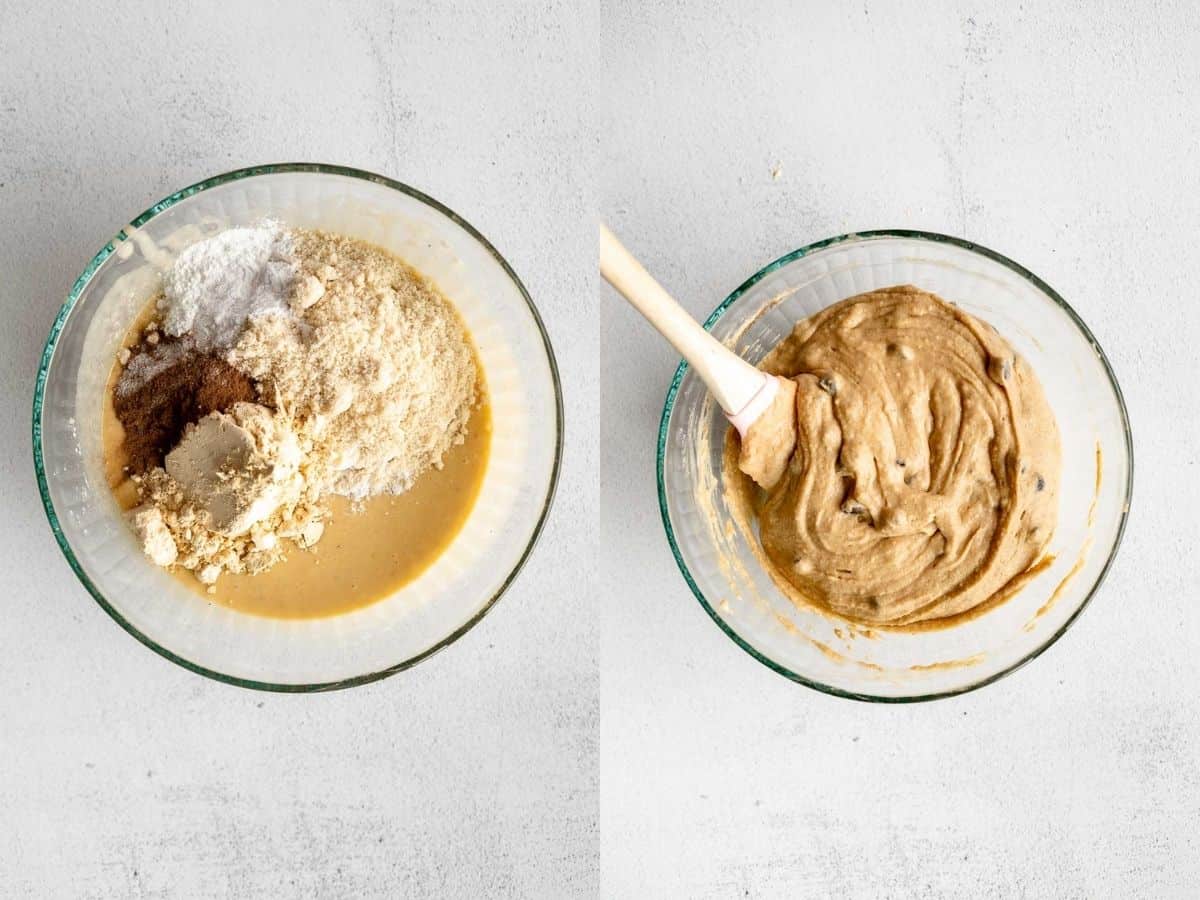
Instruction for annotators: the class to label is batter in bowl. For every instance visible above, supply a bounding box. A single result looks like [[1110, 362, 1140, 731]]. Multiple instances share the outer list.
[[727, 285, 1061, 627]]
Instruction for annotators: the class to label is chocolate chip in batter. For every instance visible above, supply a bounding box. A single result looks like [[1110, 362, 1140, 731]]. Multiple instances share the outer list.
[[818, 375, 838, 396], [1035, 474, 1045, 492], [988, 355, 1014, 384]]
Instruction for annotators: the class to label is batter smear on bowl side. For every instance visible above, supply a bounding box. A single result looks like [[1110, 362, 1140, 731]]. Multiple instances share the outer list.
[[726, 286, 1061, 627], [103, 222, 491, 619]]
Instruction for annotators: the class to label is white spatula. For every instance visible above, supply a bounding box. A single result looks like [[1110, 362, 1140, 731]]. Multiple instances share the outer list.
[[599, 222, 785, 440]]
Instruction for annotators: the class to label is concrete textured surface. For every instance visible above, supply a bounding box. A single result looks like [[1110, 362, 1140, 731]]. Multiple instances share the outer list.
[[2, 0, 1198, 897], [0, 1, 596, 897], [599, 1, 1198, 898]]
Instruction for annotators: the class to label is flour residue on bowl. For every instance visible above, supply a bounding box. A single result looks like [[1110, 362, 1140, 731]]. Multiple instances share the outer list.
[[1024, 441, 1104, 632]]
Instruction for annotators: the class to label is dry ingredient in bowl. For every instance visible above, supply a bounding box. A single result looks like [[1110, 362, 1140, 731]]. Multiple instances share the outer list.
[[161, 221, 297, 349], [728, 285, 1062, 628], [109, 221, 482, 590], [114, 337, 258, 474], [230, 229, 477, 499]]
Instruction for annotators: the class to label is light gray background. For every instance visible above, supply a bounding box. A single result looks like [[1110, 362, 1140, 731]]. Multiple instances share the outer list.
[[2, 0, 1197, 898], [600, 1, 1196, 898], [0, 1, 596, 897]]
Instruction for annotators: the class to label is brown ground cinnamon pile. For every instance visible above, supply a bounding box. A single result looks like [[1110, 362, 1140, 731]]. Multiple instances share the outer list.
[[114, 335, 259, 474]]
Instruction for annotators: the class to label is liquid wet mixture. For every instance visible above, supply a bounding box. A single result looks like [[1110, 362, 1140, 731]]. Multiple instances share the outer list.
[[104, 224, 490, 619], [728, 285, 1061, 628], [104, 375, 489, 618]]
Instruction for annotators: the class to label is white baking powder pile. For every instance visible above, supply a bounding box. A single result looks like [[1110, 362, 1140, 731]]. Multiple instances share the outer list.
[[160, 221, 297, 350]]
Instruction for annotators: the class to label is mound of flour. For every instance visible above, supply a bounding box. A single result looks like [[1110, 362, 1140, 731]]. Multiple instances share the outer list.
[[229, 228, 478, 500], [160, 221, 297, 350]]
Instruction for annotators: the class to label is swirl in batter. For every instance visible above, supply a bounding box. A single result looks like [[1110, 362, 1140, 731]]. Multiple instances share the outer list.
[[730, 286, 1060, 627]]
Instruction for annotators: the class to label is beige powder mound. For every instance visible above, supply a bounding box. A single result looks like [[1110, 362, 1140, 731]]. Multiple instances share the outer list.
[[229, 229, 479, 500], [133, 403, 326, 585]]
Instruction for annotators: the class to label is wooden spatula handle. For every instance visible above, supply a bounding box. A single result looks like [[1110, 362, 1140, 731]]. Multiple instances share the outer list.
[[599, 223, 766, 417]]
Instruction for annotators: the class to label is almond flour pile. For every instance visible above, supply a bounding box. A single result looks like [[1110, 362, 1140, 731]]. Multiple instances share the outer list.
[[114, 222, 478, 586]]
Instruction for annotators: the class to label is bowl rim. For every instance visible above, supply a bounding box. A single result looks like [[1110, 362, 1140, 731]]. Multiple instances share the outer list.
[[32, 162, 564, 693], [656, 228, 1134, 703]]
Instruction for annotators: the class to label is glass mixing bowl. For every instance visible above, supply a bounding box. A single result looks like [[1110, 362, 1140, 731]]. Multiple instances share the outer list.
[[34, 164, 562, 691], [658, 231, 1132, 701]]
